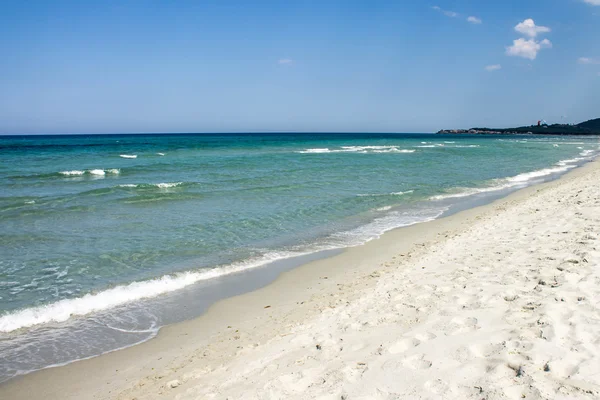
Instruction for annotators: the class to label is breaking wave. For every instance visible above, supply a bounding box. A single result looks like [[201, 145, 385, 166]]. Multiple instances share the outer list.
[[297, 146, 416, 154], [430, 148, 597, 201], [59, 169, 120, 177]]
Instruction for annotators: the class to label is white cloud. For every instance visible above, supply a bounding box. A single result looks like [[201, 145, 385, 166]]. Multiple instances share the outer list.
[[583, 0, 600, 5], [514, 19, 551, 38], [467, 16, 482, 24], [578, 57, 600, 64], [506, 38, 552, 60], [278, 59, 293, 65], [432, 6, 458, 18], [485, 64, 502, 71]]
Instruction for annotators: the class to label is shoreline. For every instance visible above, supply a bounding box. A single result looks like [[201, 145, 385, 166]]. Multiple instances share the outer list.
[[1, 144, 592, 381], [2, 158, 599, 399]]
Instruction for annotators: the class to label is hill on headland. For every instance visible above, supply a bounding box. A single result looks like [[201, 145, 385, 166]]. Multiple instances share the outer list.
[[438, 118, 600, 135]]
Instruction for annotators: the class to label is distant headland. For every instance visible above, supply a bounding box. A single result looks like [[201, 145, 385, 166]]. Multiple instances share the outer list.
[[438, 118, 600, 135]]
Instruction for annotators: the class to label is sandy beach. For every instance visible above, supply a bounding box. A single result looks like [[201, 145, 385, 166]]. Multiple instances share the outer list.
[[2, 159, 600, 400]]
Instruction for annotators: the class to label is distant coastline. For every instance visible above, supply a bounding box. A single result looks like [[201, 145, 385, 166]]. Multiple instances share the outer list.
[[438, 117, 600, 135]]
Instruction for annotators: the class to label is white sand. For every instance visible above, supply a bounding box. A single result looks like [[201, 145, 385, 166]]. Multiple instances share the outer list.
[[2, 161, 600, 399]]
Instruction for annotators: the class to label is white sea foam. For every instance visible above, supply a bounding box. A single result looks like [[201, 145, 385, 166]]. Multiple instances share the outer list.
[[298, 146, 415, 154], [60, 169, 119, 177], [415, 145, 436, 148], [120, 154, 137, 159], [24, 201, 35, 204], [333, 207, 448, 246], [157, 153, 165, 156], [557, 157, 585, 166], [155, 182, 183, 188], [507, 165, 576, 183], [119, 182, 183, 189], [59, 170, 85, 176], [430, 158, 586, 201], [298, 148, 331, 154], [357, 190, 414, 197], [0, 250, 313, 333], [376, 206, 392, 211], [429, 182, 517, 200], [373, 149, 415, 153]]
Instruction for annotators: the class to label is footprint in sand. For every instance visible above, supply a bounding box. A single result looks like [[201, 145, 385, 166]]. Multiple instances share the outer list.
[[448, 316, 479, 334], [469, 342, 505, 358], [388, 338, 421, 354], [415, 332, 437, 342], [402, 354, 432, 370], [424, 378, 449, 394]]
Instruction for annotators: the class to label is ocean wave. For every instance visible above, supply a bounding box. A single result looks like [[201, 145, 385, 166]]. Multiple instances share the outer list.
[[59, 170, 85, 176], [332, 207, 447, 245], [59, 169, 120, 177], [118, 182, 184, 189], [429, 155, 591, 201], [428, 182, 517, 200], [298, 148, 330, 154], [298, 146, 416, 154], [357, 190, 414, 197], [119, 154, 137, 159], [0, 198, 448, 333], [155, 182, 183, 188], [373, 149, 415, 153], [506, 165, 575, 183], [0, 250, 313, 333]]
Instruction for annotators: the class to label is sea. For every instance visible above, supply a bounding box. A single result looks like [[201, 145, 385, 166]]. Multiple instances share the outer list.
[[0, 132, 598, 382]]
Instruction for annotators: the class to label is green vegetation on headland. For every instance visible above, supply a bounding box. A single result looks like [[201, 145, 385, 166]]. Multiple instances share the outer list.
[[438, 118, 600, 135]]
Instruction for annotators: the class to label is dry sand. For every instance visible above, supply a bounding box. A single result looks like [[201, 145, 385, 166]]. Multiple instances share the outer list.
[[2, 161, 600, 400]]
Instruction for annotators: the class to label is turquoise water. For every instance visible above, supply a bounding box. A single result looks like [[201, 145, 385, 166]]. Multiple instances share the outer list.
[[0, 132, 598, 380]]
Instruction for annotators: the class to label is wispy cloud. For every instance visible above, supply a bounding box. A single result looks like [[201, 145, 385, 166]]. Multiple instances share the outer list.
[[278, 59, 293, 65], [431, 6, 458, 18], [514, 19, 551, 38], [485, 64, 502, 71], [578, 57, 600, 64], [506, 38, 552, 60], [432, 6, 483, 25], [583, 0, 600, 5]]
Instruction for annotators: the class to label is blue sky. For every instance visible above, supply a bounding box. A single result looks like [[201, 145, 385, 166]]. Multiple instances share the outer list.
[[0, 0, 599, 134]]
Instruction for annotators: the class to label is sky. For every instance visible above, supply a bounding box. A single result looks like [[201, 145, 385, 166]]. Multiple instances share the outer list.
[[0, 0, 599, 134]]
